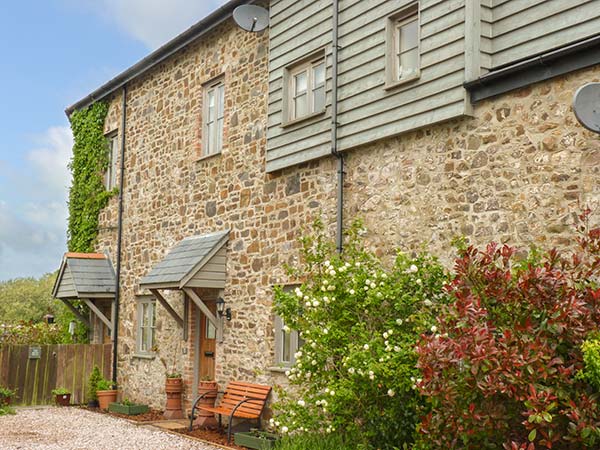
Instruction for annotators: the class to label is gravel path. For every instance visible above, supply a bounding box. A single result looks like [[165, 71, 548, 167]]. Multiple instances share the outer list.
[[0, 407, 222, 450]]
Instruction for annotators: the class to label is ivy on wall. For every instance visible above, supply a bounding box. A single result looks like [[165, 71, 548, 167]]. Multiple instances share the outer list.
[[67, 102, 117, 252]]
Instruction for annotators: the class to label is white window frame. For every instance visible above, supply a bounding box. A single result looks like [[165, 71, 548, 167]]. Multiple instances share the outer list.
[[105, 132, 119, 189], [385, 4, 420, 89], [202, 78, 225, 156], [274, 315, 302, 367], [136, 297, 156, 356], [284, 54, 326, 124]]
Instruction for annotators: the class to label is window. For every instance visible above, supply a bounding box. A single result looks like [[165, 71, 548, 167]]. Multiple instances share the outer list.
[[286, 55, 326, 122], [203, 79, 225, 156], [136, 298, 156, 354], [105, 132, 119, 189], [274, 315, 303, 367], [386, 4, 420, 86]]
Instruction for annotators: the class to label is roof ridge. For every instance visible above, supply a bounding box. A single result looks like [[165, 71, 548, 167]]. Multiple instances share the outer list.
[[65, 252, 107, 260]]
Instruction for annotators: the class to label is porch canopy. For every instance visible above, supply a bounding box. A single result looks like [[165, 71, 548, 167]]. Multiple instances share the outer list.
[[139, 230, 229, 340], [52, 252, 116, 333]]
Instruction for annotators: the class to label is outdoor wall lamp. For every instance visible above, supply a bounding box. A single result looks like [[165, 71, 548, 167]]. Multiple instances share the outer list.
[[216, 297, 232, 321]]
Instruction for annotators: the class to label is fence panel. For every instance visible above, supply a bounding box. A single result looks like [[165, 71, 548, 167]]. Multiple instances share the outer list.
[[0, 344, 111, 405]]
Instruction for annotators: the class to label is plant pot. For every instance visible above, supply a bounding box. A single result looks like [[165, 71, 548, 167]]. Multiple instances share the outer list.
[[194, 380, 218, 428], [164, 377, 184, 419], [234, 431, 280, 450], [109, 402, 149, 415], [54, 393, 71, 406], [97, 389, 118, 410], [87, 399, 99, 408]]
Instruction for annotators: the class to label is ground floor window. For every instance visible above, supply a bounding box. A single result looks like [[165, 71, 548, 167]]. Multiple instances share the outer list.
[[136, 297, 156, 355]]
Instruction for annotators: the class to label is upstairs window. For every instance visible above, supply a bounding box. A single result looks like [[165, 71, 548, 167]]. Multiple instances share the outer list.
[[203, 78, 225, 156], [286, 55, 326, 123], [386, 4, 420, 87], [105, 132, 118, 189]]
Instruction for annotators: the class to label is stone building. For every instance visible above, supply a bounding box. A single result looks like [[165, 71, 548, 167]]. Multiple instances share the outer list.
[[55, 0, 600, 415]]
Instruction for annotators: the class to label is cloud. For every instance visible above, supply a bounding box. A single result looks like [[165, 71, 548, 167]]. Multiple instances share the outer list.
[[79, 0, 228, 49], [0, 126, 72, 280]]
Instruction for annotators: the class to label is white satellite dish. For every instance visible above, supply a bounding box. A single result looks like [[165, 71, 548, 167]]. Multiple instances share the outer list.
[[233, 5, 269, 32], [573, 82, 600, 134]]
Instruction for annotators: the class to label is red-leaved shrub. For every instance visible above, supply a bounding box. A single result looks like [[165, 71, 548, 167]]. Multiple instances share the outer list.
[[416, 215, 600, 449]]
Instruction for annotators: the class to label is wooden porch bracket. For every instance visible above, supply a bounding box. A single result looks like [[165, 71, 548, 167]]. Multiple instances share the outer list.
[[183, 288, 221, 342], [150, 289, 184, 328], [82, 299, 113, 333], [58, 299, 90, 327]]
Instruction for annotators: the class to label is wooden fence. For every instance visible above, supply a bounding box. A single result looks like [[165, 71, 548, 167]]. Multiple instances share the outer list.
[[0, 344, 111, 405]]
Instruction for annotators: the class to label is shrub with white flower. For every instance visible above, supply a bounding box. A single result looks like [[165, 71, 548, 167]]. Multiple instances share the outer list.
[[271, 219, 449, 449]]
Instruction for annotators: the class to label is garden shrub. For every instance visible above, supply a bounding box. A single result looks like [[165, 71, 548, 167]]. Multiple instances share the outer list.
[[272, 220, 449, 449], [274, 432, 359, 450], [416, 217, 600, 449]]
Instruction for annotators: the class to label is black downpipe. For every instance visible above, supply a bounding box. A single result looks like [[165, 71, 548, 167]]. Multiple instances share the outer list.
[[112, 85, 127, 384], [332, 0, 343, 254]]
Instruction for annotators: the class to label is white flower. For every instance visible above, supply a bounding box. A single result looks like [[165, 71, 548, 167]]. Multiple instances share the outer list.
[[387, 389, 395, 397], [329, 270, 336, 276], [275, 421, 280, 427], [430, 325, 438, 333], [311, 360, 317, 365], [305, 301, 311, 307], [295, 351, 303, 359], [394, 346, 401, 352], [410, 264, 418, 273], [381, 273, 388, 279], [396, 318, 403, 325], [323, 279, 329, 286], [416, 279, 422, 285], [311, 341, 317, 348], [285, 370, 290, 376], [348, 367, 355, 374], [328, 285, 335, 291], [312, 300, 320, 307], [365, 279, 371, 285], [281, 426, 288, 433], [363, 344, 369, 350], [324, 260, 330, 267], [330, 390, 335, 396], [383, 332, 389, 339], [369, 371, 375, 380], [364, 286, 369, 291], [269, 418, 275, 425], [387, 329, 393, 336], [349, 289, 355, 295], [417, 378, 422, 384], [355, 262, 361, 267], [370, 282, 376, 289], [423, 299, 433, 307], [297, 399, 305, 407], [321, 286, 326, 292], [295, 288, 303, 297], [283, 325, 290, 332], [376, 292, 383, 298], [379, 357, 384, 362], [324, 387, 329, 393], [323, 328, 328, 335]]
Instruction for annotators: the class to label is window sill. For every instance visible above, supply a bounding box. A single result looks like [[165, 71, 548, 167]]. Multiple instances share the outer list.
[[195, 151, 222, 163], [281, 110, 326, 129], [268, 366, 290, 373], [132, 353, 156, 360], [384, 73, 420, 91]]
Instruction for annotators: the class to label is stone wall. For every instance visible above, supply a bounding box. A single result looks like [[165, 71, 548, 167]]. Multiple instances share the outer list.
[[93, 11, 600, 413]]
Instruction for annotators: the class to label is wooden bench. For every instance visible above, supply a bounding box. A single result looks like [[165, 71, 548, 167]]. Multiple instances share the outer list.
[[189, 381, 272, 442]]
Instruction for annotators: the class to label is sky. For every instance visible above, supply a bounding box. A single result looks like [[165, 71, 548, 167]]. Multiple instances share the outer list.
[[0, 0, 225, 281]]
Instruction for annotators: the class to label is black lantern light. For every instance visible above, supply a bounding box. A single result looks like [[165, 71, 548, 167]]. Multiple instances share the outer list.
[[216, 297, 232, 321]]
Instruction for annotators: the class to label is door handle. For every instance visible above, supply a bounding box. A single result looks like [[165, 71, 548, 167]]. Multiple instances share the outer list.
[[204, 351, 215, 357]]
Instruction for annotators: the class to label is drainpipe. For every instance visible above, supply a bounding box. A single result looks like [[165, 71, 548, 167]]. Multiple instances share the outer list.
[[112, 85, 127, 384], [331, 0, 343, 254]]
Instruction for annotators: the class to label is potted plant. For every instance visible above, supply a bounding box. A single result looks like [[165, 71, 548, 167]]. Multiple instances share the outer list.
[[234, 430, 281, 450], [0, 386, 16, 406], [160, 352, 184, 419], [108, 398, 149, 415], [51, 387, 71, 406], [194, 376, 218, 428], [87, 365, 102, 408], [96, 378, 118, 410]]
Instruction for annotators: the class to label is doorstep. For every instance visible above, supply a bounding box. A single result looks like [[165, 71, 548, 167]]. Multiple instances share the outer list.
[[151, 420, 189, 431]]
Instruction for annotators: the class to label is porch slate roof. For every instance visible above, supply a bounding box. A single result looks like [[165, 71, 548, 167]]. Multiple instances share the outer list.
[[52, 253, 116, 299], [139, 230, 229, 289]]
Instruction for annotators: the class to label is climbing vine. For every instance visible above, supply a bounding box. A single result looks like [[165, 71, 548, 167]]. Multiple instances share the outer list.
[[67, 102, 116, 252]]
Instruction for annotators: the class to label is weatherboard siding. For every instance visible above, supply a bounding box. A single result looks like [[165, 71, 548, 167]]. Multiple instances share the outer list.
[[489, 0, 600, 68], [56, 267, 77, 299], [266, 0, 469, 171]]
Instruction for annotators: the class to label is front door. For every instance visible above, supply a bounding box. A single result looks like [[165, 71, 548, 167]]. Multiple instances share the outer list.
[[199, 306, 217, 380]]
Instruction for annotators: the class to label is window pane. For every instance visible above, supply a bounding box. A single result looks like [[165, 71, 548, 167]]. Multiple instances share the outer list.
[[217, 117, 224, 153], [218, 85, 225, 118], [294, 93, 308, 117], [110, 138, 118, 188], [149, 302, 155, 327], [208, 90, 215, 121], [282, 330, 291, 362], [313, 63, 325, 86], [207, 122, 215, 153], [294, 71, 307, 94], [206, 317, 216, 340], [313, 86, 325, 112], [400, 19, 418, 52], [141, 326, 149, 351], [142, 304, 149, 327], [400, 48, 418, 78]]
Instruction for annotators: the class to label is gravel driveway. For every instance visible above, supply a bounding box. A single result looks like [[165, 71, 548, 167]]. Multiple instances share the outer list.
[[0, 407, 222, 450]]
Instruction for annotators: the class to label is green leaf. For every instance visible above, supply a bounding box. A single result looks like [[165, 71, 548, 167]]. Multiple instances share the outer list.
[[528, 429, 537, 442]]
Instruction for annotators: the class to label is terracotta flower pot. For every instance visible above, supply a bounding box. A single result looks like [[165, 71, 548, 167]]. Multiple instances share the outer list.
[[194, 380, 218, 428], [164, 377, 184, 419], [55, 393, 71, 406], [97, 389, 118, 410]]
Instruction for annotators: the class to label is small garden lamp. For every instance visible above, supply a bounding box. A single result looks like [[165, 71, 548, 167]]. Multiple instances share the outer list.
[[216, 297, 232, 321]]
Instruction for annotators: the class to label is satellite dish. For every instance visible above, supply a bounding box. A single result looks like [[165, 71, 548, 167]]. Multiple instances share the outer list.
[[573, 82, 600, 134], [233, 5, 269, 32]]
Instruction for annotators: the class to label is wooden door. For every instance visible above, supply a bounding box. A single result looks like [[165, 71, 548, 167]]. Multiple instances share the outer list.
[[199, 304, 216, 380]]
